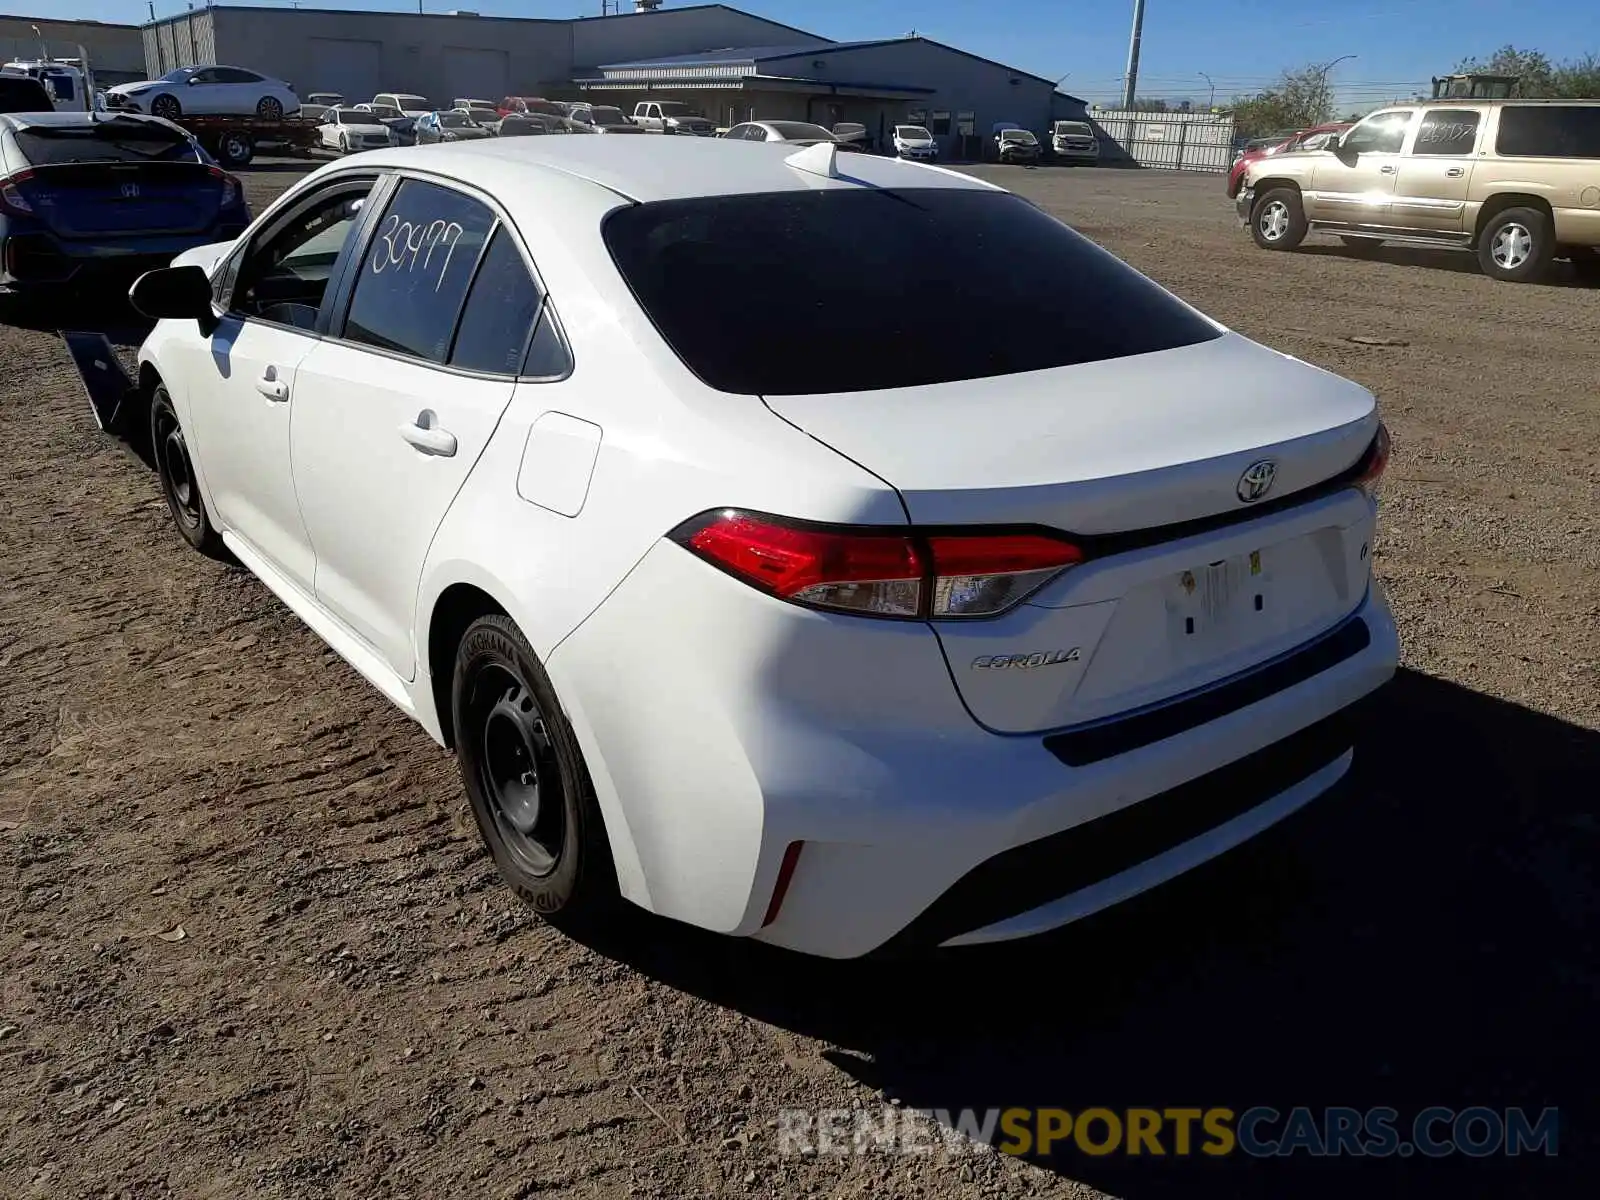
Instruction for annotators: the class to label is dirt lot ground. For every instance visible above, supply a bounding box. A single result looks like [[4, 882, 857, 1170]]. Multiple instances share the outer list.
[[2, 160, 1595, 1200]]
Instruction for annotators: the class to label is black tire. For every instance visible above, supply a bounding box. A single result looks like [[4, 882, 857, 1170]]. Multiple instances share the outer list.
[[150, 93, 181, 120], [1340, 235, 1384, 253], [452, 615, 616, 925], [216, 131, 253, 168], [150, 386, 226, 558], [256, 96, 283, 120], [1477, 206, 1554, 283], [1250, 187, 1308, 251]]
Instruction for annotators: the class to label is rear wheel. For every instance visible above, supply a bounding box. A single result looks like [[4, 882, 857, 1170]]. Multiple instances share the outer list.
[[452, 615, 616, 926], [150, 93, 181, 120], [1477, 207, 1553, 283], [256, 96, 284, 120], [150, 386, 226, 559], [216, 131, 253, 168], [1251, 188, 1307, 251]]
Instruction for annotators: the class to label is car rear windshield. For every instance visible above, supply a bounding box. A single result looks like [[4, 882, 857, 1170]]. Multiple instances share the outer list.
[[1495, 104, 1600, 158], [591, 107, 627, 125], [13, 120, 201, 165], [602, 188, 1221, 396], [438, 112, 473, 126]]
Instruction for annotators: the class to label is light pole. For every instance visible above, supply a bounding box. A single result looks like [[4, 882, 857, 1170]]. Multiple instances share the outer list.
[[1315, 54, 1356, 118], [1199, 71, 1215, 110], [1121, 0, 1146, 109]]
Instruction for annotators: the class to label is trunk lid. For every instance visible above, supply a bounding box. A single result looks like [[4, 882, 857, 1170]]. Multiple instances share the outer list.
[[15, 162, 224, 238], [762, 333, 1380, 734]]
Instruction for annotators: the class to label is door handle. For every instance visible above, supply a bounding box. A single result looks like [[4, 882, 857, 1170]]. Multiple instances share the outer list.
[[1379, 164, 1396, 174], [399, 410, 457, 457], [255, 367, 288, 402], [1445, 167, 1464, 177]]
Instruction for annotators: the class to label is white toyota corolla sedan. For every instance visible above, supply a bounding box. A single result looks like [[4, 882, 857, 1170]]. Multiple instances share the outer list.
[[114, 136, 1397, 959]]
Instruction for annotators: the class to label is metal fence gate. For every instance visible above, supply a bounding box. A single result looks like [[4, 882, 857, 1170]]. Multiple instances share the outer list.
[[1089, 109, 1236, 173]]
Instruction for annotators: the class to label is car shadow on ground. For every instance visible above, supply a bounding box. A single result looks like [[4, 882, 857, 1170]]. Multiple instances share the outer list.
[[581, 668, 1595, 1196], [1299, 241, 1600, 288]]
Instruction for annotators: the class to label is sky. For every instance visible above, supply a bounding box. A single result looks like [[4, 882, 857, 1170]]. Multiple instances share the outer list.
[[45, 0, 1599, 109]]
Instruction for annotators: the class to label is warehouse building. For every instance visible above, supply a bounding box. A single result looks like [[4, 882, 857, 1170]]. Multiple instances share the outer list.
[[137, 2, 1084, 154], [0, 13, 145, 86]]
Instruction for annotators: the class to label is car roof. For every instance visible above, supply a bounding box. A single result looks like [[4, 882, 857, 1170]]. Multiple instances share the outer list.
[[341, 136, 1000, 203], [0, 110, 171, 130]]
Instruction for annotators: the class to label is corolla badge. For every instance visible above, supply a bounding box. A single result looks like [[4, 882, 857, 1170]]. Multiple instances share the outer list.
[[1236, 459, 1277, 503], [972, 648, 1081, 670]]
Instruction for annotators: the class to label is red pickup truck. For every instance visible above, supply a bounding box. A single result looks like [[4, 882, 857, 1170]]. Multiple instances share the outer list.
[[1226, 121, 1351, 198]]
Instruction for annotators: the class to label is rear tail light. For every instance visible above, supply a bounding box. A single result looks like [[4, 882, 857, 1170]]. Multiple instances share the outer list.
[[207, 165, 241, 208], [0, 169, 34, 216], [1352, 422, 1390, 497], [669, 510, 1084, 620]]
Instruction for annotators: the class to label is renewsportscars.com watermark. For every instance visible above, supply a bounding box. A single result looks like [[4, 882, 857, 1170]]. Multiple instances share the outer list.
[[778, 1106, 1560, 1159]]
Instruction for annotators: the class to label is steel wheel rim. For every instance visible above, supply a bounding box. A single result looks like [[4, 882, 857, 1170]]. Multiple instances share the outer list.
[[476, 666, 564, 878], [1491, 223, 1532, 269], [155, 409, 202, 530], [1259, 200, 1290, 241]]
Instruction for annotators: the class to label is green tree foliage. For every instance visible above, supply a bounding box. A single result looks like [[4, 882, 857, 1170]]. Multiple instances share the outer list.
[[1227, 64, 1336, 139], [1455, 46, 1600, 97]]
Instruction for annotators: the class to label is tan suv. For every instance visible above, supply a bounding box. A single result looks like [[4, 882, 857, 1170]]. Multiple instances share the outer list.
[[1235, 100, 1600, 282]]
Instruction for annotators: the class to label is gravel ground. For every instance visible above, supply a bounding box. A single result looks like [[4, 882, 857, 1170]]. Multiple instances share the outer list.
[[1, 159, 1594, 1199]]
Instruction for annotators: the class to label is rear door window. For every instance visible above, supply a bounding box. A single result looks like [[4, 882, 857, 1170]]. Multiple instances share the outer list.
[[447, 226, 547, 375], [1495, 105, 1600, 157], [1411, 109, 1481, 155], [341, 177, 495, 362], [602, 187, 1222, 396]]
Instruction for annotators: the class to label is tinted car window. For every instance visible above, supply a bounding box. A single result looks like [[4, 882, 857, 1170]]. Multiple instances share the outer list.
[[1412, 109, 1480, 155], [1495, 105, 1600, 158], [603, 188, 1222, 396], [448, 227, 544, 374], [343, 179, 495, 362]]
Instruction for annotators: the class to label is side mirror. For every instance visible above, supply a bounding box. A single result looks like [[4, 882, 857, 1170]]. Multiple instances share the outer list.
[[129, 265, 218, 335], [187, 77, 202, 86]]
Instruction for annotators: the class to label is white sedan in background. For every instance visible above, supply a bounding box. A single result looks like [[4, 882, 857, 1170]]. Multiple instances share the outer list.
[[102, 137, 1396, 960], [723, 120, 840, 146], [106, 65, 300, 120], [317, 106, 394, 153]]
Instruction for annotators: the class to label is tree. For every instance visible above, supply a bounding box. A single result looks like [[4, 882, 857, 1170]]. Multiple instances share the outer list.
[[1226, 63, 1336, 139], [1129, 97, 1170, 112], [1454, 46, 1600, 97]]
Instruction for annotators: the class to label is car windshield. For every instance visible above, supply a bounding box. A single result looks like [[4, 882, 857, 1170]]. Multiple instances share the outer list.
[[437, 112, 475, 127], [333, 108, 367, 121], [517, 99, 565, 117], [14, 118, 200, 165], [896, 126, 931, 139], [1055, 122, 1092, 136], [1001, 130, 1036, 143], [658, 103, 704, 118], [591, 106, 627, 126], [396, 96, 431, 110], [366, 104, 399, 119], [602, 188, 1222, 396], [157, 68, 197, 83], [767, 121, 833, 140]]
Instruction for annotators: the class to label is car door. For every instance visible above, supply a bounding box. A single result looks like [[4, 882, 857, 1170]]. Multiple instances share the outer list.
[[182, 67, 227, 114], [288, 176, 545, 679], [1309, 108, 1416, 226], [1392, 107, 1484, 233], [179, 173, 386, 591]]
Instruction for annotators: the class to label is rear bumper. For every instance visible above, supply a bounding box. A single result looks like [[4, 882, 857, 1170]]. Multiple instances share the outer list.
[[550, 533, 1400, 960], [0, 216, 249, 288]]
